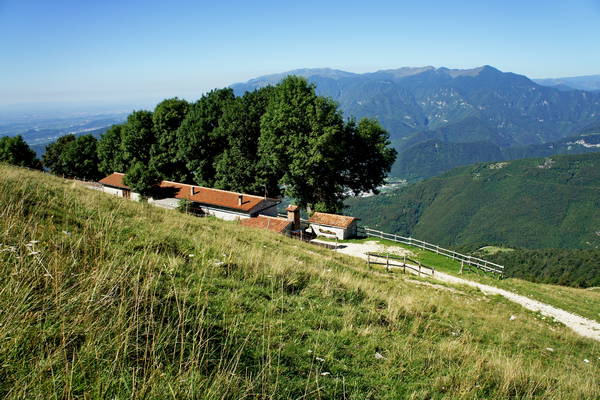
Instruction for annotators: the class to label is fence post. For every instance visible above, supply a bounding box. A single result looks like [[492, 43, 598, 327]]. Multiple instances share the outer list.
[[367, 253, 370, 269], [418, 261, 421, 277], [403, 255, 406, 274], [386, 253, 389, 272], [460, 260, 464, 275]]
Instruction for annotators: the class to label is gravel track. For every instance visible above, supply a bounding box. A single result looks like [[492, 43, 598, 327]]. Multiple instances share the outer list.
[[313, 239, 600, 342]]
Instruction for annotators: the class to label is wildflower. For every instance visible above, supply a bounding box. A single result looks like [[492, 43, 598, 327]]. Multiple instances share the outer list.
[[28, 251, 40, 256], [509, 315, 517, 321], [29, 240, 40, 244], [316, 357, 325, 362], [188, 254, 195, 258], [320, 372, 330, 376], [375, 352, 385, 360], [545, 347, 554, 352]]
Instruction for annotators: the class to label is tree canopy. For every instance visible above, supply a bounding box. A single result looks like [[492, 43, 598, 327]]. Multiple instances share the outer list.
[[43, 134, 101, 180], [92, 76, 396, 211], [0, 135, 41, 169]]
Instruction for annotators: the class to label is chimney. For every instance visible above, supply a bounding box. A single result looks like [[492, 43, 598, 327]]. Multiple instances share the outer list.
[[190, 186, 196, 196], [286, 205, 300, 230], [238, 194, 243, 206]]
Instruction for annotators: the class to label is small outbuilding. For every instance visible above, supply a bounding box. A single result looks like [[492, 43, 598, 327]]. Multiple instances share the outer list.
[[240, 215, 292, 234], [308, 212, 360, 240]]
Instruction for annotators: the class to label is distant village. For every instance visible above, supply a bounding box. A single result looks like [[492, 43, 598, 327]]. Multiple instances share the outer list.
[[98, 172, 360, 241]]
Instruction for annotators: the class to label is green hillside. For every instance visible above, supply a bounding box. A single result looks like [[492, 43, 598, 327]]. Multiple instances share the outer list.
[[1, 165, 599, 399], [347, 152, 600, 250]]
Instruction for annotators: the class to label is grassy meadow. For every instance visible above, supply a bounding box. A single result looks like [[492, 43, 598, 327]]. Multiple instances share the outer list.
[[0, 164, 599, 399], [334, 237, 600, 324]]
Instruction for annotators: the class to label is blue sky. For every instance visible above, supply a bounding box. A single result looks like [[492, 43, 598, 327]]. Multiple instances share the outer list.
[[1, 0, 599, 106]]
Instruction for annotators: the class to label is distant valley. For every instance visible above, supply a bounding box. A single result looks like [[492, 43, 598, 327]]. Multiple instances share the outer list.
[[0, 112, 127, 156]]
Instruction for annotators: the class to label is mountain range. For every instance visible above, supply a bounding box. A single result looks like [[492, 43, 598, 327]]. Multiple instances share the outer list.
[[534, 75, 600, 92], [232, 66, 600, 179]]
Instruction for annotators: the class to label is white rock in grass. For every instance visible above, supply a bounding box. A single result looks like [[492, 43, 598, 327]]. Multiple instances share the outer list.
[[188, 254, 195, 258], [509, 315, 517, 321], [583, 359, 590, 363], [375, 352, 385, 360], [545, 347, 554, 352], [320, 372, 330, 376]]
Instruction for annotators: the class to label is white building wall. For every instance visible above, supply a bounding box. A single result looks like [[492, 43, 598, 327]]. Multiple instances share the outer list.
[[202, 207, 249, 221], [131, 192, 141, 201], [310, 223, 346, 240], [103, 187, 124, 197]]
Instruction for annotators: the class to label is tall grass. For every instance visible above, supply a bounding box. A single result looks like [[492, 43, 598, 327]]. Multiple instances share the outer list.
[[0, 164, 599, 399]]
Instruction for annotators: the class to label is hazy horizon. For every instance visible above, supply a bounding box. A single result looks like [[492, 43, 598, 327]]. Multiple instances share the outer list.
[[1, 0, 600, 106]]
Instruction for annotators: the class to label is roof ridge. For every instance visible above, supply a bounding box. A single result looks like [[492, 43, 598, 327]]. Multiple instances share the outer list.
[[161, 180, 269, 201]]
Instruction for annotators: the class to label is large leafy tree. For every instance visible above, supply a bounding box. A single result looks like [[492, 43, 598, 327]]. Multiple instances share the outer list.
[[176, 88, 235, 186], [60, 135, 102, 180], [150, 98, 189, 181], [0, 135, 41, 169], [97, 125, 126, 175], [343, 118, 397, 195], [124, 161, 160, 198], [42, 134, 76, 174], [121, 111, 155, 165], [42, 134, 101, 180], [259, 76, 348, 211], [259, 76, 396, 212], [214, 86, 277, 195]]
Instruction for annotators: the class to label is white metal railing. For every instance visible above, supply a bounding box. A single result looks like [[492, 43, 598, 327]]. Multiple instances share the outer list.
[[361, 227, 504, 276]]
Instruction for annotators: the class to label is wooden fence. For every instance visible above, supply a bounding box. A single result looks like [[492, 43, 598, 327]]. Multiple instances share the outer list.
[[367, 252, 434, 277], [358, 227, 504, 277]]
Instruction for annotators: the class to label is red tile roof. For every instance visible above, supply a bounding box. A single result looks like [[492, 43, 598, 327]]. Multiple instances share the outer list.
[[240, 216, 292, 233], [98, 173, 279, 213], [308, 212, 359, 229], [158, 181, 278, 213], [98, 173, 130, 189]]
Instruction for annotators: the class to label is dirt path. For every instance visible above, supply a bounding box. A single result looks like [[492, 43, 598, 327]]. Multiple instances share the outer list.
[[313, 239, 600, 342]]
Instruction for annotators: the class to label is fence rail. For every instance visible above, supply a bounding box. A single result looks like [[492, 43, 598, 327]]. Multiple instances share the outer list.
[[367, 252, 434, 277], [360, 227, 504, 276]]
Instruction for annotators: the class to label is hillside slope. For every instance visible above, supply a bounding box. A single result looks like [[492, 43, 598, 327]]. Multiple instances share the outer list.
[[1, 165, 599, 399], [347, 152, 600, 250]]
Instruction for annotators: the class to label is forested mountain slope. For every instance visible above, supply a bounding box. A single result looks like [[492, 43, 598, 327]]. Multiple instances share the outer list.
[[346, 152, 600, 249]]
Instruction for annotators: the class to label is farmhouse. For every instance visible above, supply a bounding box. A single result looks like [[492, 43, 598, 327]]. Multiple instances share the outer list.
[[98, 172, 141, 201], [98, 173, 280, 221], [308, 212, 360, 240]]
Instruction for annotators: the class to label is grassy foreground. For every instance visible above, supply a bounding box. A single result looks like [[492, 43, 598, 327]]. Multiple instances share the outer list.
[[0, 165, 599, 399]]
